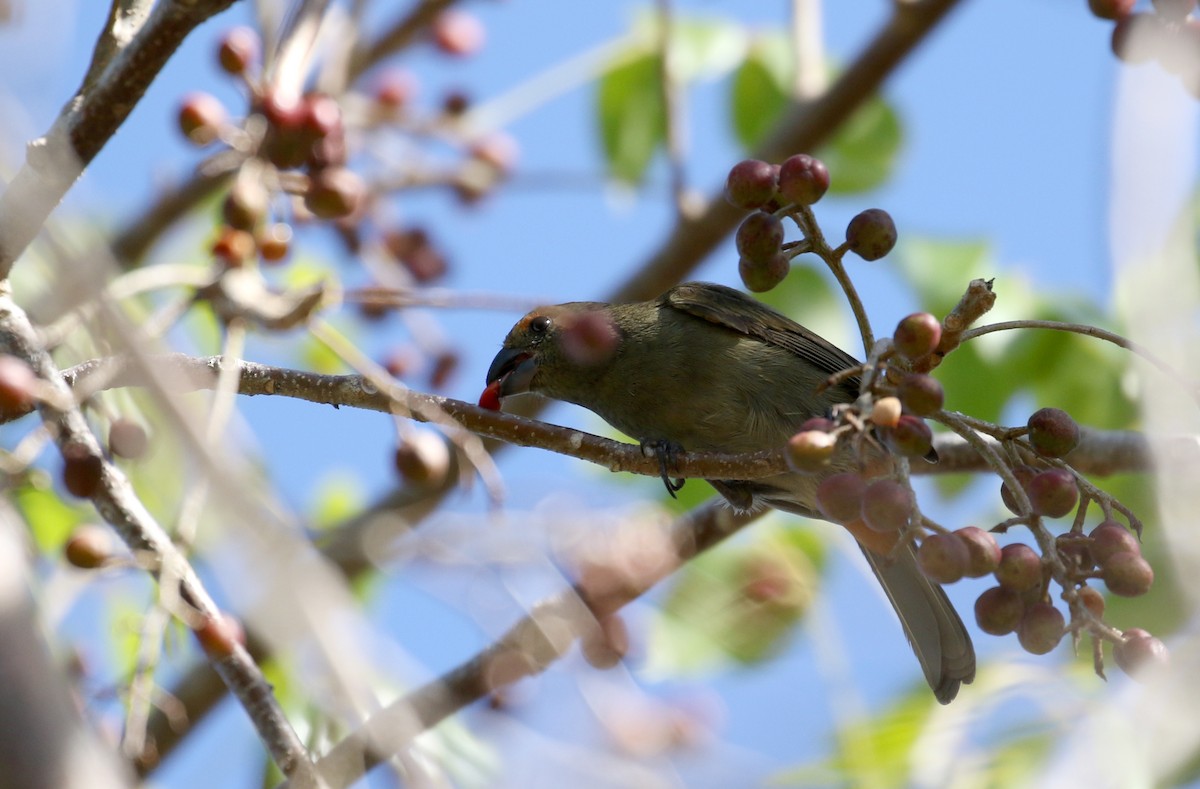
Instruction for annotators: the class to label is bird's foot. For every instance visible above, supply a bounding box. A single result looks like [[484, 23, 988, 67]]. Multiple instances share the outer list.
[[641, 439, 686, 498]]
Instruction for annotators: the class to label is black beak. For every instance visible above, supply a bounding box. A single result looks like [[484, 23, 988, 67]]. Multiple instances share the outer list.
[[485, 347, 538, 396]]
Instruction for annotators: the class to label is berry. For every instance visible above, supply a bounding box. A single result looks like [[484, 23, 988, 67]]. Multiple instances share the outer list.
[[816, 472, 867, 524], [974, 586, 1023, 635], [724, 159, 778, 210], [845, 208, 897, 261], [955, 526, 1002, 577], [304, 167, 365, 219], [375, 69, 418, 109], [1113, 629, 1169, 677], [194, 611, 245, 657], [258, 223, 292, 263], [1026, 468, 1079, 518], [738, 252, 789, 293], [429, 350, 459, 389], [884, 414, 933, 458], [108, 419, 149, 460], [1027, 407, 1080, 458], [1102, 551, 1154, 597], [384, 227, 448, 283], [393, 432, 451, 488], [1089, 0, 1136, 19], [1077, 585, 1106, 618], [735, 211, 785, 262], [995, 543, 1042, 592], [62, 444, 103, 498], [64, 525, 111, 569], [177, 92, 226, 146], [785, 430, 837, 472], [0, 354, 38, 416], [1018, 602, 1065, 655], [218, 26, 259, 75], [896, 373, 944, 416], [431, 9, 485, 57], [1000, 464, 1037, 515], [777, 154, 830, 206], [892, 313, 941, 361], [870, 396, 902, 429], [211, 227, 256, 267], [1089, 520, 1140, 565], [917, 533, 969, 584], [860, 479, 913, 533]]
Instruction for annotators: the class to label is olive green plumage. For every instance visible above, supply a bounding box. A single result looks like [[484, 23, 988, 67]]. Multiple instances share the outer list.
[[487, 281, 974, 703]]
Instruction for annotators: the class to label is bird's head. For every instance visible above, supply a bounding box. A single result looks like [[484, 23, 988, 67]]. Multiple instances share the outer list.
[[483, 302, 619, 405]]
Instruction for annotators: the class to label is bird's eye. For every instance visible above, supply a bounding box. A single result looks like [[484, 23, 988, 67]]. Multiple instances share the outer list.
[[530, 315, 551, 334]]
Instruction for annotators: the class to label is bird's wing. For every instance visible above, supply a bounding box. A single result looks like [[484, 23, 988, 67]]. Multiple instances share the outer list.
[[660, 282, 862, 379]]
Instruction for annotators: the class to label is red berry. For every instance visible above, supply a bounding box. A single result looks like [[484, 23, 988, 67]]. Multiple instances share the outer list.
[[62, 444, 103, 498], [1026, 468, 1079, 518], [0, 354, 38, 416], [218, 26, 259, 75], [375, 69, 419, 109], [994, 543, 1042, 592], [724, 159, 778, 210], [1114, 629, 1169, 677], [1089, 520, 1140, 565], [892, 313, 941, 361], [304, 167, 365, 219], [393, 432, 451, 488], [777, 154, 830, 206], [738, 252, 790, 293], [845, 208, 897, 261], [955, 526, 1001, 577], [257, 223, 292, 263], [1089, 0, 1136, 19], [194, 611, 245, 657], [860, 479, 914, 533], [785, 430, 836, 472], [479, 380, 502, 411], [177, 92, 226, 146], [1027, 407, 1080, 458], [735, 212, 785, 262], [974, 586, 1023, 635], [1018, 602, 1065, 655], [1112, 13, 1160, 64], [1102, 551, 1154, 597], [896, 373, 944, 416], [64, 525, 112, 569], [917, 533, 969, 584], [883, 414, 933, 458], [1000, 465, 1037, 515], [1077, 585, 1106, 618], [431, 9, 485, 57], [816, 472, 867, 524]]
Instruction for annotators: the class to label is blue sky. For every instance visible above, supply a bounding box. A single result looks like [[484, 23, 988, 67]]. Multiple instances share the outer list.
[[2, 1, 1193, 786]]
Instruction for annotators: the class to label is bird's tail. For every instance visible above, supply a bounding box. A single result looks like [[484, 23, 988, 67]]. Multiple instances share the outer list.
[[860, 542, 976, 704]]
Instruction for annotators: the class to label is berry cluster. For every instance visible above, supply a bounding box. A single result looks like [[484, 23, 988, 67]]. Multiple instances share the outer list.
[[1092, 0, 1200, 96], [724, 154, 896, 293], [729, 148, 1167, 681], [175, 17, 513, 276]]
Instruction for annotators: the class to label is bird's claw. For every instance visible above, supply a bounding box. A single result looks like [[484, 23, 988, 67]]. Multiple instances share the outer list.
[[642, 439, 686, 498]]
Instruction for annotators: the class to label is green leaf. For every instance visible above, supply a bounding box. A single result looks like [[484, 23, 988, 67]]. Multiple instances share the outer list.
[[644, 520, 824, 676], [895, 237, 994, 316], [596, 49, 666, 184], [309, 473, 366, 531], [630, 11, 748, 82], [819, 96, 902, 195], [730, 35, 790, 150], [15, 482, 89, 555], [730, 34, 902, 193]]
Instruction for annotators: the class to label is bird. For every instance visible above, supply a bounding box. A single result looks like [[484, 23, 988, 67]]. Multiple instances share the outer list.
[[484, 281, 975, 703]]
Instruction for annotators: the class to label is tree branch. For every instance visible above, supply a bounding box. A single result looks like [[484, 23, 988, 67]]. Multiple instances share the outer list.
[[0, 0, 242, 278]]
